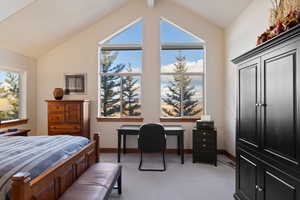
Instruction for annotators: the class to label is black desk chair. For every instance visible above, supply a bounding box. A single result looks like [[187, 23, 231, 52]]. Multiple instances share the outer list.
[[138, 123, 166, 171]]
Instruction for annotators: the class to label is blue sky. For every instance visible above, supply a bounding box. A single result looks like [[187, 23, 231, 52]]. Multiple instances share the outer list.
[[102, 20, 204, 72], [0, 71, 8, 83]]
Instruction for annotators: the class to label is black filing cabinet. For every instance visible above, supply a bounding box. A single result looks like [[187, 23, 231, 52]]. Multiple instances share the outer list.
[[193, 128, 217, 166]]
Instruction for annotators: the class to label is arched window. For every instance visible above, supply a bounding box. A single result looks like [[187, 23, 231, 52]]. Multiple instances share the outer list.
[[160, 19, 205, 118], [98, 20, 143, 118]]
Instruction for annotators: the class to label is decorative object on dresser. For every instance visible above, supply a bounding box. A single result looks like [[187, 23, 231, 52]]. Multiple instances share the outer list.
[[0, 129, 30, 136], [46, 100, 90, 138], [193, 119, 217, 166], [232, 25, 300, 200], [257, 0, 300, 45], [53, 88, 64, 100], [64, 73, 87, 95]]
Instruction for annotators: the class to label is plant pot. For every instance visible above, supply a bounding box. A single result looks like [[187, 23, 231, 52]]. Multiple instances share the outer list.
[[53, 88, 64, 100]]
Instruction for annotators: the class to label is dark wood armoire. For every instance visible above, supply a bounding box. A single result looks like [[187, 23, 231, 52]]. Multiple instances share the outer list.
[[233, 25, 300, 200], [46, 100, 90, 139]]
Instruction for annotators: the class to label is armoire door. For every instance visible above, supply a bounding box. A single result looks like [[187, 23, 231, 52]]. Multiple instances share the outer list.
[[261, 42, 300, 166], [236, 149, 259, 200], [258, 162, 300, 200], [237, 58, 261, 149]]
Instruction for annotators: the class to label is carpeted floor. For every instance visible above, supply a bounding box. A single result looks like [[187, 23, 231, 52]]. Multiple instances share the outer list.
[[100, 153, 235, 200]]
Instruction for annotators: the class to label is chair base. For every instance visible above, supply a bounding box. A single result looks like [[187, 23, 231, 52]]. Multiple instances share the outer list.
[[138, 151, 166, 171]]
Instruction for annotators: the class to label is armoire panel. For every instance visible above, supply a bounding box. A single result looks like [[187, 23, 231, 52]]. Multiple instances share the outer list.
[[238, 61, 260, 148], [237, 151, 258, 200], [262, 51, 297, 162], [263, 171, 296, 200]]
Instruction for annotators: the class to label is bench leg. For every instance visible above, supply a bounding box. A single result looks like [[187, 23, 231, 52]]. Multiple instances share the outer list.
[[117, 171, 122, 195]]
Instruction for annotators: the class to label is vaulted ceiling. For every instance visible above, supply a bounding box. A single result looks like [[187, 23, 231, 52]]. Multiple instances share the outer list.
[[172, 0, 253, 28], [0, 0, 253, 58]]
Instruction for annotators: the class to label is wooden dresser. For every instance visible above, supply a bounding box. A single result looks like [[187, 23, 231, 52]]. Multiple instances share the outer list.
[[46, 100, 90, 139]]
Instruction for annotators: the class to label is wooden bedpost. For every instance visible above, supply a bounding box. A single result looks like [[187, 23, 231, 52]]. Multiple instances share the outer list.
[[94, 133, 100, 163], [11, 172, 32, 200]]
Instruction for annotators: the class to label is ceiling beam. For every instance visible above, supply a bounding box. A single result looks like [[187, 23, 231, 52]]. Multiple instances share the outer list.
[[147, 0, 155, 8]]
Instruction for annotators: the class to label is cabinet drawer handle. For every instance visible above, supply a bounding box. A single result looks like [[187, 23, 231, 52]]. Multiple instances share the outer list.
[[202, 144, 206, 147], [256, 185, 263, 192]]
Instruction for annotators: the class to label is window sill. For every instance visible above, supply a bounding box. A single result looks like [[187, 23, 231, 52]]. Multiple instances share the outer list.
[[160, 118, 200, 122], [97, 117, 144, 122], [0, 119, 29, 128]]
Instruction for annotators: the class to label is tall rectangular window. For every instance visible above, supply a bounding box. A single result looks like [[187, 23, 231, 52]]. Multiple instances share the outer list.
[[98, 21, 143, 118], [160, 20, 205, 118], [0, 69, 21, 121]]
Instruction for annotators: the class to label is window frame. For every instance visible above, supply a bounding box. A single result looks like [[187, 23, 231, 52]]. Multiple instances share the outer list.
[[97, 44, 143, 119], [160, 42, 206, 119], [0, 66, 27, 123]]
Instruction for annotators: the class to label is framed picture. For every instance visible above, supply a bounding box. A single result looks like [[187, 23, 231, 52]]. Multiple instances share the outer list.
[[64, 73, 87, 95]]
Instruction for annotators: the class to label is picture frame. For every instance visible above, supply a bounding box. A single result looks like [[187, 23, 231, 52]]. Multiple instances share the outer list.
[[64, 73, 87, 95]]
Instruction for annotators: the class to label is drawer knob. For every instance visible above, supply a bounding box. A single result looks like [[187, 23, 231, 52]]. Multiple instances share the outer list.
[[203, 139, 206, 142], [256, 185, 263, 192], [202, 144, 206, 147], [203, 132, 206, 136]]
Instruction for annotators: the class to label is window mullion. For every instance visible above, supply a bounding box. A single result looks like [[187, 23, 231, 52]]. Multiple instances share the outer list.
[[120, 77, 123, 117], [181, 86, 183, 117]]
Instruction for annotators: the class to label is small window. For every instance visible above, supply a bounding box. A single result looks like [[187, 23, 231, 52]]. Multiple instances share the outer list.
[[99, 21, 143, 118], [0, 69, 21, 122], [160, 19, 205, 118]]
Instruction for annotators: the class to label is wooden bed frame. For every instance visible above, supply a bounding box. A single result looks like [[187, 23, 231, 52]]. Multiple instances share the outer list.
[[10, 133, 100, 200]]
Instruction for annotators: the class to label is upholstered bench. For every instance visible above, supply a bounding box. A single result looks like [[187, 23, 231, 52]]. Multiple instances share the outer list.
[[59, 163, 122, 200]]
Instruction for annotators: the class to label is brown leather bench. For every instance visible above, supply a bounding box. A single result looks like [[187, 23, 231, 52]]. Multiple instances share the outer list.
[[59, 163, 122, 200]]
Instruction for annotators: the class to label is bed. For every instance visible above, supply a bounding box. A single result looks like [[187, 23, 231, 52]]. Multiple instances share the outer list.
[[0, 134, 99, 200]]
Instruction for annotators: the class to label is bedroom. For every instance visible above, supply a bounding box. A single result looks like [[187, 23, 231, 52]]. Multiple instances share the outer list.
[[0, 0, 299, 199]]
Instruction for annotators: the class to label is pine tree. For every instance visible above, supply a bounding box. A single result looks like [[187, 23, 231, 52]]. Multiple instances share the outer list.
[[162, 54, 202, 117], [122, 65, 141, 116], [0, 72, 20, 120], [101, 51, 126, 117]]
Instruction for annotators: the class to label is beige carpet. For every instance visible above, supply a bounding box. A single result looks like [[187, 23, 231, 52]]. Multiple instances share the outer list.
[[100, 153, 235, 200]]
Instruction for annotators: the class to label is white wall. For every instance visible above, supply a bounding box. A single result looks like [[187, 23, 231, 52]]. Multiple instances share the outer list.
[[0, 48, 37, 135], [224, 0, 272, 155], [37, 0, 225, 150]]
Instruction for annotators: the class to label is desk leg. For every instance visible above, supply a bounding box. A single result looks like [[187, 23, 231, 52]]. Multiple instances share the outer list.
[[123, 135, 127, 154], [180, 133, 184, 164], [177, 135, 180, 155], [118, 132, 121, 163]]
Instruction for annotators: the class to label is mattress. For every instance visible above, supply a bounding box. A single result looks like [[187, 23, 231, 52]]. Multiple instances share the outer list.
[[0, 135, 90, 200]]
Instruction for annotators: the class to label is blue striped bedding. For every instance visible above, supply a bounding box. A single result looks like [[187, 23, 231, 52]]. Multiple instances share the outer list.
[[0, 135, 90, 200]]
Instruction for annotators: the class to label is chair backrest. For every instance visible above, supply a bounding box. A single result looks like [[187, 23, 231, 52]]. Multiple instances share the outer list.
[[138, 123, 166, 153]]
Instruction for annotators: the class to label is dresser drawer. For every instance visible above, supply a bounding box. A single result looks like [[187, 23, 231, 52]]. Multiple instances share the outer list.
[[194, 151, 216, 162], [198, 143, 216, 151], [197, 136, 216, 144], [49, 124, 81, 133], [48, 104, 65, 113], [195, 130, 216, 137], [48, 114, 64, 123]]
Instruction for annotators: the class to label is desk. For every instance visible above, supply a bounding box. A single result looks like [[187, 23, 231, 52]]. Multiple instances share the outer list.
[[0, 129, 30, 136], [117, 125, 185, 164]]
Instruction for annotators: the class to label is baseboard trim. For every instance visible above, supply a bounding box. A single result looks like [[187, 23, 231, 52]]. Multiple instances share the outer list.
[[99, 148, 236, 162], [217, 150, 236, 162]]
